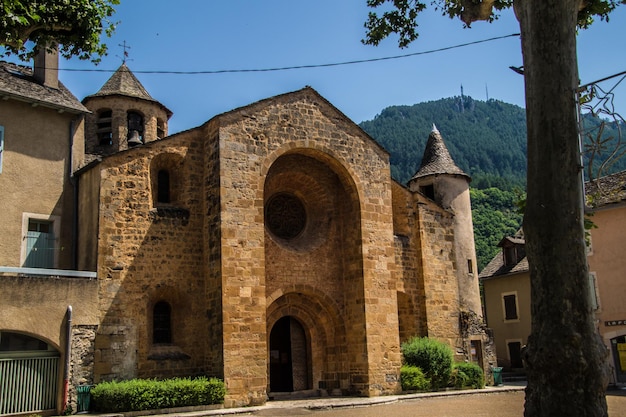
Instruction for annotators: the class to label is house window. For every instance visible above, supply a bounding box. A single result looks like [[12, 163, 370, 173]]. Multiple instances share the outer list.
[[0, 125, 4, 173], [23, 219, 55, 268], [588, 272, 599, 310], [467, 259, 473, 274], [157, 170, 170, 204], [97, 109, 112, 146], [153, 301, 172, 344], [502, 292, 519, 321]]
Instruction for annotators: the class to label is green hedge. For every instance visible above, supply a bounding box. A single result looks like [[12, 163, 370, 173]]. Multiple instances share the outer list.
[[400, 365, 430, 391], [90, 377, 226, 412], [401, 337, 453, 390], [450, 362, 485, 389]]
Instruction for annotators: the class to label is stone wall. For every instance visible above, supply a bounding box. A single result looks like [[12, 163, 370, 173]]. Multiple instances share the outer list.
[[214, 88, 401, 403], [68, 325, 97, 412], [88, 133, 207, 382]]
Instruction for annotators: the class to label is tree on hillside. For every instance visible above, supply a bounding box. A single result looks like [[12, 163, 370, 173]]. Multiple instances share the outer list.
[[363, 1, 623, 416], [0, 0, 119, 62]]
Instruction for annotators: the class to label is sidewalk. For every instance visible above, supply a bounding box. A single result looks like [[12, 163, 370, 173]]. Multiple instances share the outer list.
[[93, 382, 527, 417]]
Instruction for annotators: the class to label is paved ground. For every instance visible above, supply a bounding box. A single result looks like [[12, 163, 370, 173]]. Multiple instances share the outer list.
[[141, 384, 626, 417], [252, 390, 626, 417], [250, 391, 526, 416]]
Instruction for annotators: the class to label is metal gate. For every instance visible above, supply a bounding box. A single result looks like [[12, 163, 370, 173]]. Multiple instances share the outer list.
[[0, 353, 59, 415]]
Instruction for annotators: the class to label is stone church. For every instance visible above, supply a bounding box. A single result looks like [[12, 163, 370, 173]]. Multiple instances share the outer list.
[[0, 52, 494, 412]]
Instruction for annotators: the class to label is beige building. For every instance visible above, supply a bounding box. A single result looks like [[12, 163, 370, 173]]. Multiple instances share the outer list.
[[480, 172, 626, 384], [479, 231, 531, 371], [1, 57, 494, 415]]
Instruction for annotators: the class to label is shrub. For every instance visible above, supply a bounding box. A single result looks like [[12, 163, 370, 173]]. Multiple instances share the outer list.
[[451, 362, 485, 389], [449, 366, 470, 389], [401, 337, 453, 390], [400, 365, 430, 391], [90, 376, 226, 412]]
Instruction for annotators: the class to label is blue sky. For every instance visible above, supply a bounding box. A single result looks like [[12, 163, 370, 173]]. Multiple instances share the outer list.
[[9, 1, 626, 134]]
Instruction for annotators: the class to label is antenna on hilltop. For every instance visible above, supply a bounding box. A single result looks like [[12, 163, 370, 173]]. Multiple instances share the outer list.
[[117, 41, 132, 64], [486, 83, 489, 101]]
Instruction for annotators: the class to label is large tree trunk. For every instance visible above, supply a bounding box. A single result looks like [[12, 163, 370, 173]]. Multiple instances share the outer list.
[[516, 1, 609, 416]]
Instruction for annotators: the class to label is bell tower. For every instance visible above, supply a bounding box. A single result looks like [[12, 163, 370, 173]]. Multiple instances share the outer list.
[[82, 63, 172, 158], [408, 125, 482, 316]]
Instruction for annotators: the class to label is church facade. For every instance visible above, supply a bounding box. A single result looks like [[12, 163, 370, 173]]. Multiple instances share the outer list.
[[0, 53, 494, 412]]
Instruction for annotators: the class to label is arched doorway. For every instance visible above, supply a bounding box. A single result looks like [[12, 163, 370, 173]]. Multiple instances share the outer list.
[[0, 331, 60, 415], [269, 316, 309, 392]]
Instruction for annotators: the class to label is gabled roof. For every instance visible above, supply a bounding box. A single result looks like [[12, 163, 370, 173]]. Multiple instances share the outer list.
[[585, 169, 626, 208], [83, 63, 172, 116], [410, 125, 469, 181], [0, 61, 88, 113], [211, 86, 389, 157]]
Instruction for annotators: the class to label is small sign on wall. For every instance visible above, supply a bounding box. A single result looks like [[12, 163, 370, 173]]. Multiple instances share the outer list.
[[605, 319, 626, 327]]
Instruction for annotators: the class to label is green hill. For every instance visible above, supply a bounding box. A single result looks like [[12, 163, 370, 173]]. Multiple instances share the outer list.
[[359, 96, 527, 270], [359, 96, 626, 270], [359, 96, 528, 189]]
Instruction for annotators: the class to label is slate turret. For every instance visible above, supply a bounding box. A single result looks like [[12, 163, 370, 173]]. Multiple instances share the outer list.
[[408, 125, 482, 316]]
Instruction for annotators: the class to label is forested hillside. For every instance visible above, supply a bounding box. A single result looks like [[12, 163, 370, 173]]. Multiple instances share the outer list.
[[359, 96, 625, 270], [359, 96, 528, 189], [359, 96, 527, 270]]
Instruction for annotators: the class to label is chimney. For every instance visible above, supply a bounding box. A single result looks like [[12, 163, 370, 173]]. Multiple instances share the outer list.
[[34, 45, 59, 89]]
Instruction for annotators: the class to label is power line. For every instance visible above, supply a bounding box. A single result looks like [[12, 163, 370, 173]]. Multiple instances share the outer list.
[[60, 33, 521, 75]]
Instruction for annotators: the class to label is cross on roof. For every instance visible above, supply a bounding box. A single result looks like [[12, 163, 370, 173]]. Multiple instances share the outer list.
[[118, 41, 131, 64]]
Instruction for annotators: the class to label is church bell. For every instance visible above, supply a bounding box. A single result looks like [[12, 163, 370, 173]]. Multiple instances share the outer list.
[[127, 129, 143, 147]]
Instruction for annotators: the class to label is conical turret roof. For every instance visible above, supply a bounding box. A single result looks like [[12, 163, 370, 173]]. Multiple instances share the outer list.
[[84, 63, 172, 116], [90, 63, 152, 99], [411, 125, 469, 181]]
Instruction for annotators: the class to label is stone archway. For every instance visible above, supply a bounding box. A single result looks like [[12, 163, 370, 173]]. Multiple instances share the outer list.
[[267, 290, 345, 395]]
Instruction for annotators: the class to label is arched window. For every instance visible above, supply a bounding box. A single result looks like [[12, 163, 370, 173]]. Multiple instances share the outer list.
[[157, 118, 166, 139], [157, 169, 170, 204], [153, 301, 172, 344], [127, 111, 144, 146]]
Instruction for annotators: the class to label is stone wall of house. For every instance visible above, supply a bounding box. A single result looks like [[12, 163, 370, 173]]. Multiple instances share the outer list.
[[89, 133, 207, 382]]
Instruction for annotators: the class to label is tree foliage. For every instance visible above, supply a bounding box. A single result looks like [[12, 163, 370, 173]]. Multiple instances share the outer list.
[[0, 0, 119, 62], [363, 0, 623, 48]]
